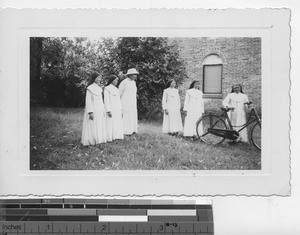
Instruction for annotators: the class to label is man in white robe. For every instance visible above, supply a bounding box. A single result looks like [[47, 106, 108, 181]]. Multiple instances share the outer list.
[[119, 68, 139, 135]]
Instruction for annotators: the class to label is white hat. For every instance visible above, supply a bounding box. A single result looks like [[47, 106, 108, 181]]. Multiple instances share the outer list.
[[126, 68, 139, 75]]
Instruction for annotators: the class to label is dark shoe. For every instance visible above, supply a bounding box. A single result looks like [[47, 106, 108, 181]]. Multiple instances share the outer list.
[[228, 140, 238, 145], [185, 136, 194, 141]]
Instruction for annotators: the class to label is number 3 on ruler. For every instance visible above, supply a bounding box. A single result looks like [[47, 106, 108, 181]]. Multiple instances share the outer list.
[[159, 225, 164, 231]]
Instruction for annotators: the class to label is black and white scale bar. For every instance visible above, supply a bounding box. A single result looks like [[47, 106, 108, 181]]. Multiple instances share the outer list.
[[0, 210, 212, 222], [0, 199, 212, 210], [0, 204, 211, 209], [0, 209, 207, 215], [1, 216, 211, 222], [4, 216, 99, 221]]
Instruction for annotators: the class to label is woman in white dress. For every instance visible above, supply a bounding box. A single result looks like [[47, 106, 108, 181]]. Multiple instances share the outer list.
[[162, 79, 183, 135], [222, 84, 249, 142], [81, 73, 107, 146], [104, 75, 124, 142], [183, 81, 204, 138]]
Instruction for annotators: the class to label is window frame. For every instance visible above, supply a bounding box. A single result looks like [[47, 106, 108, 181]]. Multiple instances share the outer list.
[[202, 63, 223, 95]]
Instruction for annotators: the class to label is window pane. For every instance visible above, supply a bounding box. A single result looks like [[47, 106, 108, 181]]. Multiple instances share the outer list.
[[203, 65, 222, 94]]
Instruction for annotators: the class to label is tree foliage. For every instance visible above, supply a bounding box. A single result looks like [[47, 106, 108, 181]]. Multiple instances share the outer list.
[[115, 37, 187, 119], [30, 37, 187, 119]]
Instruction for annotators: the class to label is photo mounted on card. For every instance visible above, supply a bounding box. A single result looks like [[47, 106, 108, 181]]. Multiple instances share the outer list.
[[0, 9, 290, 196]]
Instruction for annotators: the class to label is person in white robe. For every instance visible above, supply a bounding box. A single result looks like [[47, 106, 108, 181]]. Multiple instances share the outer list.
[[81, 73, 106, 146], [119, 68, 139, 135], [183, 81, 204, 137], [222, 84, 249, 142], [162, 79, 183, 135], [104, 75, 124, 141]]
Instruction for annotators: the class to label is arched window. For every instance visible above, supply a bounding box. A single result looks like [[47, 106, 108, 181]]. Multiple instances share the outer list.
[[203, 54, 223, 94]]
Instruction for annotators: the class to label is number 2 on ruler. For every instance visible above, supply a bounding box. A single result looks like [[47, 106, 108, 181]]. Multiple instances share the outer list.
[[102, 225, 107, 231]]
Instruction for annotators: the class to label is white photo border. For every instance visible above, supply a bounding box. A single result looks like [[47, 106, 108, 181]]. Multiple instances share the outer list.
[[0, 8, 290, 196]]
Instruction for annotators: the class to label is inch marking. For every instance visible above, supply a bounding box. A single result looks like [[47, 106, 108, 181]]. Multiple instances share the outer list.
[[0, 222, 213, 234]]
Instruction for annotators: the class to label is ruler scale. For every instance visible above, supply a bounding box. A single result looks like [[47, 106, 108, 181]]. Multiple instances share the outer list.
[[0, 199, 214, 235]]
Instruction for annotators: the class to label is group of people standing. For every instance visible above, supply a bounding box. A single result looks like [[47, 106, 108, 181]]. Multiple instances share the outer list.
[[82, 67, 250, 146], [81, 68, 139, 146], [162, 80, 204, 138], [162, 81, 249, 142]]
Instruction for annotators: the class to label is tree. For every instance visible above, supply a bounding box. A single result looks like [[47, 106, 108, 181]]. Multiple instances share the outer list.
[[30, 37, 44, 106], [30, 37, 187, 119], [115, 37, 187, 119], [30, 37, 106, 107]]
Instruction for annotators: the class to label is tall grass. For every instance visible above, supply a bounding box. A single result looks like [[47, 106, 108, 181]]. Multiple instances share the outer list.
[[30, 107, 261, 170]]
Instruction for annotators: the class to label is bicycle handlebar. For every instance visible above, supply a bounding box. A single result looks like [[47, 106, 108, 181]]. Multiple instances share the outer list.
[[221, 102, 254, 112], [221, 107, 235, 112]]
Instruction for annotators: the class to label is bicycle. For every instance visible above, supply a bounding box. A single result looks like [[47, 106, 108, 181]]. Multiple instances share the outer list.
[[196, 102, 261, 150]]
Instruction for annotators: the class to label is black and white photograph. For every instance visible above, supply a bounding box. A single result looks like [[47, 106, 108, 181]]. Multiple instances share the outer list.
[[30, 36, 261, 170], [0, 8, 290, 197], [0, 4, 296, 235]]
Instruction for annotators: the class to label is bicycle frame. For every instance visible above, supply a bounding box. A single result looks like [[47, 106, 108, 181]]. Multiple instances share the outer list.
[[198, 103, 261, 149], [223, 106, 261, 133]]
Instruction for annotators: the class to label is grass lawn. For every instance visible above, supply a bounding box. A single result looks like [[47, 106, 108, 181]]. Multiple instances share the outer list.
[[30, 107, 261, 170]]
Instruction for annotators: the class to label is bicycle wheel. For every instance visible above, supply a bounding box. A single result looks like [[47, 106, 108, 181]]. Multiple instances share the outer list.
[[196, 114, 227, 145], [251, 122, 261, 150]]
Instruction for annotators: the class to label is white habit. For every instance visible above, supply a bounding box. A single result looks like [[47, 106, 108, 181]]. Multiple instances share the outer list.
[[81, 83, 106, 146], [183, 88, 204, 137], [104, 84, 124, 141], [162, 87, 183, 133], [119, 78, 138, 135], [222, 92, 249, 142]]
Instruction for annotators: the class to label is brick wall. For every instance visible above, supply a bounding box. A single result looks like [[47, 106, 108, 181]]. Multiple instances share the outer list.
[[172, 37, 261, 113]]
